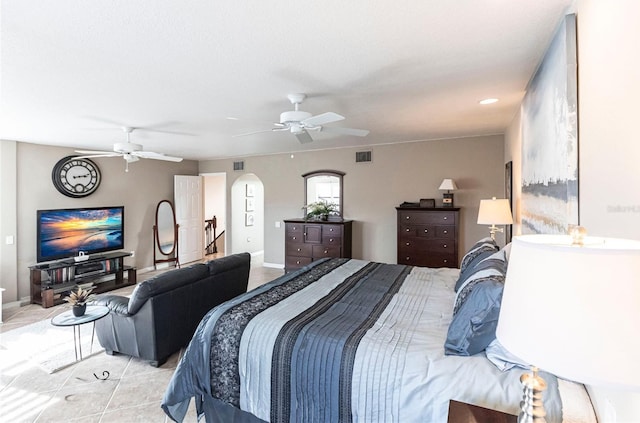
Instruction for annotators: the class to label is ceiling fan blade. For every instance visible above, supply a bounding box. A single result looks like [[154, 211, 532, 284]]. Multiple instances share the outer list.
[[74, 154, 122, 160], [295, 130, 314, 144], [133, 151, 184, 162], [75, 149, 115, 155], [320, 126, 370, 137], [302, 112, 345, 127], [233, 127, 288, 137]]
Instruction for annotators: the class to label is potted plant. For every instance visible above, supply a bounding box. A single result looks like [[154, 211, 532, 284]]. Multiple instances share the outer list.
[[64, 286, 96, 317], [305, 200, 339, 221]]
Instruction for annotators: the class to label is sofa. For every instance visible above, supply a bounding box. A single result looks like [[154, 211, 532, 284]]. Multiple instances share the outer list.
[[93, 252, 251, 366]]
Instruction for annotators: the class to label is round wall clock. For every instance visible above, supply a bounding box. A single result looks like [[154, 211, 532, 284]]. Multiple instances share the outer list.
[[52, 155, 102, 198]]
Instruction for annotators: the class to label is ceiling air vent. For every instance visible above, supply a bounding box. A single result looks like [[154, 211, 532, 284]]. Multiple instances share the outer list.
[[233, 161, 244, 171], [355, 151, 372, 163]]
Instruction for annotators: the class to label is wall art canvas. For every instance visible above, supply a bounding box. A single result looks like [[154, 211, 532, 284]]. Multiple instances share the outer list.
[[505, 161, 513, 243], [521, 14, 578, 234]]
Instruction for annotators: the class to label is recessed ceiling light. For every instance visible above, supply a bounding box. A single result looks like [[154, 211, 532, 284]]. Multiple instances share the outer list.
[[479, 98, 499, 105]]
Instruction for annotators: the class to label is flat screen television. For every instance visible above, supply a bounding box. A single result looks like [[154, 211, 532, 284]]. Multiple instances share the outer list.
[[36, 206, 124, 263]]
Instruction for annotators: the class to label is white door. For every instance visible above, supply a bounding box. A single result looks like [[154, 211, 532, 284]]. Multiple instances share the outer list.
[[175, 175, 204, 265]]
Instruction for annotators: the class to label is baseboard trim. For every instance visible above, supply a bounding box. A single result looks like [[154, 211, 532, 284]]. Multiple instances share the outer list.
[[263, 262, 285, 269]]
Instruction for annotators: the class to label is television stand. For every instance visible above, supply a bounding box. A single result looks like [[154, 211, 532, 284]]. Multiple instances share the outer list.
[[29, 251, 137, 308]]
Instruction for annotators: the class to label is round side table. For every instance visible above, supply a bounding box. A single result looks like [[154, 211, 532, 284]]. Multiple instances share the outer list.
[[51, 305, 110, 361]]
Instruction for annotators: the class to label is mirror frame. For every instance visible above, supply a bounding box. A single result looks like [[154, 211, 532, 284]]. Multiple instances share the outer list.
[[154, 199, 180, 269], [303, 170, 345, 218]]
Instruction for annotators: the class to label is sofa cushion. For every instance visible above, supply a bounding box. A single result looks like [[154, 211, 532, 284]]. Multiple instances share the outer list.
[[128, 263, 209, 315]]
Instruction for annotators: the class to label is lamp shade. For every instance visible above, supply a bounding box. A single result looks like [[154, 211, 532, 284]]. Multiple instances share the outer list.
[[477, 198, 513, 225], [438, 179, 458, 191], [496, 234, 640, 390]]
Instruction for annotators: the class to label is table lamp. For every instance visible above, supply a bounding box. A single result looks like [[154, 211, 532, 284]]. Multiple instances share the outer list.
[[439, 179, 458, 207], [496, 233, 640, 422], [477, 197, 513, 241]]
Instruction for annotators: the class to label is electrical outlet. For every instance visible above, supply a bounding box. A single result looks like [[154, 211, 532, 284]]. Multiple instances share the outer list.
[[130, 250, 135, 258], [275, 221, 281, 228]]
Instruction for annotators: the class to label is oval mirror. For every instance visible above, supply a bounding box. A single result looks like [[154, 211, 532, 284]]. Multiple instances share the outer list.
[[303, 170, 345, 218], [155, 200, 177, 255]]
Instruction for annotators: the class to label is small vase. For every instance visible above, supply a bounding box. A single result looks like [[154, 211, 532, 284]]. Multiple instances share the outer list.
[[72, 304, 86, 317]]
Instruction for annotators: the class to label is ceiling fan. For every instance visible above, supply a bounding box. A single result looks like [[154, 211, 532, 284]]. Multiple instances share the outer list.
[[234, 93, 369, 144], [75, 127, 183, 171]]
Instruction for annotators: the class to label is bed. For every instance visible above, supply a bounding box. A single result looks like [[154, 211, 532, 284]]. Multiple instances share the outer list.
[[162, 241, 597, 423]]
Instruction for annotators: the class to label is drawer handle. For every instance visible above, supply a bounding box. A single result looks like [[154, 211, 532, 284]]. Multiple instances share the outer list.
[[324, 250, 329, 254], [443, 216, 448, 220], [405, 228, 410, 232], [296, 260, 301, 264], [406, 216, 410, 220], [443, 244, 447, 248], [424, 229, 428, 233], [405, 257, 410, 261], [443, 230, 448, 234], [443, 259, 448, 263], [329, 238, 334, 242], [297, 248, 301, 252], [303, 233, 307, 236], [293, 226, 297, 230], [329, 228, 334, 232], [292, 236, 297, 240], [406, 242, 410, 246]]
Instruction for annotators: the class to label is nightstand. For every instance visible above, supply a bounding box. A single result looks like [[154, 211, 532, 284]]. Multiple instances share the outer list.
[[447, 400, 517, 423]]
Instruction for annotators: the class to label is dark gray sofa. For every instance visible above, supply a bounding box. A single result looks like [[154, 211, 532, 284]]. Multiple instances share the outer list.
[[93, 252, 251, 366]]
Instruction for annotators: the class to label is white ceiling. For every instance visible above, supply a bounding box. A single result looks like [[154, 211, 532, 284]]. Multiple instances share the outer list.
[[1, 0, 574, 161]]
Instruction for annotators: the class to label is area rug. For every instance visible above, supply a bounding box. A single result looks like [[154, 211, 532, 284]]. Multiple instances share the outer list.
[[0, 318, 104, 373]]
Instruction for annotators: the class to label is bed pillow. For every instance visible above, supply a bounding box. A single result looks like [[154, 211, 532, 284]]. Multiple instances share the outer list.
[[444, 277, 504, 356], [455, 237, 499, 290], [454, 249, 495, 292], [454, 248, 508, 306], [485, 339, 530, 371]]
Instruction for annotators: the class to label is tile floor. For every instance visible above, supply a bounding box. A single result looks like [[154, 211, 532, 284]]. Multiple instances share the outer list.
[[0, 259, 284, 422]]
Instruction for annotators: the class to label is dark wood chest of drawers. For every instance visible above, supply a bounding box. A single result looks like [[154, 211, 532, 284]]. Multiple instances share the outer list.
[[396, 207, 460, 268], [284, 218, 353, 273]]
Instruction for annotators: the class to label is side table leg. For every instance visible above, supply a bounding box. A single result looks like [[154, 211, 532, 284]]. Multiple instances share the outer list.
[[73, 325, 80, 361]]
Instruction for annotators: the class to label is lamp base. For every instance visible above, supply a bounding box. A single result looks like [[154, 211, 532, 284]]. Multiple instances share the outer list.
[[442, 193, 454, 207], [517, 366, 547, 423]]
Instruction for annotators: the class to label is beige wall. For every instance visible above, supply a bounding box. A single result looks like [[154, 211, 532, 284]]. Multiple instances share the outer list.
[[200, 134, 506, 266], [1, 142, 198, 303], [505, 1, 640, 420], [0, 141, 19, 303]]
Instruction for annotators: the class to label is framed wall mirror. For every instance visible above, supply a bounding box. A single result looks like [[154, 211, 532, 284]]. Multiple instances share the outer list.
[[153, 199, 180, 269], [303, 170, 345, 218]]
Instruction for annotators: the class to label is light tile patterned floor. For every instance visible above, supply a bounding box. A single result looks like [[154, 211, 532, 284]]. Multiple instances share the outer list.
[[0, 258, 283, 422]]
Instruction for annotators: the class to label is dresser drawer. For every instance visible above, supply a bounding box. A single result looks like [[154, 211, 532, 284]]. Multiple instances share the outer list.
[[285, 223, 304, 235], [399, 239, 455, 255], [286, 243, 313, 257], [399, 224, 435, 238], [435, 225, 455, 239], [322, 235, 342, 246], [312, 245, 342, 258], [397, 253, 456, 268], [398, 210, 456, 225], [285, 256, 313, 270], [322, 225, 343, 237]]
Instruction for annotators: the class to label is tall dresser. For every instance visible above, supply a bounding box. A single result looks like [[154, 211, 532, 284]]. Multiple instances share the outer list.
[[284, 218, 353, 273], [396, 206, 460, 268]]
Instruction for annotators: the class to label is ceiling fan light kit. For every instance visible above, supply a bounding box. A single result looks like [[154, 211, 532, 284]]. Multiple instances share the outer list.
[[234, 93, 369, 143]]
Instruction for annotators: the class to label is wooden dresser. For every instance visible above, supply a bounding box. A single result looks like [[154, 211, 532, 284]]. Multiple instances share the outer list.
[[284, 218, 353, 273], [396, 206, 460, 268]]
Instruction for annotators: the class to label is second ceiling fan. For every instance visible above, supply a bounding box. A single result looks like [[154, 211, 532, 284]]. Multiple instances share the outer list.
[[235, 94, 369, 144]]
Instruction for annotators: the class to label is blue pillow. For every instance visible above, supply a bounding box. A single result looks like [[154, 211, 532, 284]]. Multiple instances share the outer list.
[[454, 249, 495, 292], [458, 238, 498, 277], [445, 278, 504, 356]]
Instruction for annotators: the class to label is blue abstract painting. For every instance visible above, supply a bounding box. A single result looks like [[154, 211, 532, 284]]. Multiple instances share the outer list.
[[521, 14, 578, 234]]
